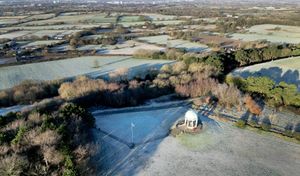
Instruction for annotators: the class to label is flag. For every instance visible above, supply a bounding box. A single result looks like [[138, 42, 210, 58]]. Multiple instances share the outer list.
[[131, 122, 135, 128]]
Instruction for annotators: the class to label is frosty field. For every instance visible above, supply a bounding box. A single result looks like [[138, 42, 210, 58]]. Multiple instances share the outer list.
[[119, 20, 183, 27], [137, 35, 209, 52], [76, 40, 165, 55], [0, 24, 102, 31], [230, 24, 300, 44], [21, 14, 117, 26], [26, 13, 55, 20], [119, 15, 141, 22], [0, 30, 32, 39], [142, 13, 176, 20], [21, 40, 63, 48], [0, 56, 172, 90], [92, 102, 300, 176], [232, 56, 300, 89]]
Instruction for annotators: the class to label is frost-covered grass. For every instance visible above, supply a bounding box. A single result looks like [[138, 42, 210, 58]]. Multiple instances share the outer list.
[[0, 16, 26, 25], [26, 13, 55, 20], [93, 101, 300, 176], [21, 40, 63, 48], [23, 30, 67, 38], [0, 29, 79, 39], [230, 24, 300, 44], [0, 56, 172, 90], [82, 34, 104, 40], [1, 25, 101, 31], [119, 20, 183, 27], [0, 18, 19, 25], [143, 13, 176, 20], [94, 106, 187, 144], [0, 30, 32, 39], [232, 56, 300, 88], [137, 35, 209, 52], [21, 14, 116, 26], [152, 20, 184, 25], [119, 15, 141, 22], [76, 40, 165, 55]]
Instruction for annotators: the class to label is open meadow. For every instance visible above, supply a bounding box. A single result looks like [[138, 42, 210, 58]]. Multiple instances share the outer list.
[[20, 13, 117, 26], [93, 101, 300, 176], [0, 56, 172, 90], [21, 40, 64, 48], [230, 24, 300, 44], [76, 40, 165, 55], [137, 35, 209, 52], [232, 56, 300, 89], [0, 30, 33, 39], [119, 20, 184, 27]]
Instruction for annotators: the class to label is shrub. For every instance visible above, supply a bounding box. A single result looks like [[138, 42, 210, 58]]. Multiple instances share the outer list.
[[212, 84, 243, 108], [63, 168, 77, 176], [248, 116, 259, 127], [244, 95, 262, 115], [42, 146, 64, 166], [0, 154, 29, 176], [165, 48, 184, 60], [59, 104, 95, 128], [59, 77, 109, 100], [32, 130, 61, 146], [293, 132, 300, 141], [11, 126, 27, 145], [160, 64, 172, 73], [0, 132, 7, 144], [133, 49, 160, 59], [27, 112, 44, 125], [188, 62, 206, 73], [0, 145, 9, 155], [170, 128, 181, 137], [261, 123, 271, 131], [235, 119, 246, 128], [175, 76, 218, 98], [109, 67, 129, 82], [0, 80, 61, 107], [171, 62, 187, 74], [260, 117, 272, 131]]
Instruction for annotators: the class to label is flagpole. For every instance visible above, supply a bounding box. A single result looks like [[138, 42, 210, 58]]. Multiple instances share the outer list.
[[131, 122, 134, 144]]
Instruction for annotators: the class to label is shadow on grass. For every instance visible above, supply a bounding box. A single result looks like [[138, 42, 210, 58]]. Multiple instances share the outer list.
[[92, 105, 189, 176], [235, 66, 300, 90]]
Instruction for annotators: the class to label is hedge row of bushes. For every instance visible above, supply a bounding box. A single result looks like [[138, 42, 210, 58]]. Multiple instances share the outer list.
[[0, 103, 96, 175]]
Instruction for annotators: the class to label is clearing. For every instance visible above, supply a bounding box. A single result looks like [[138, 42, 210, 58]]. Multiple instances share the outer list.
[[137, 35, 209, 52], [231, 56, 300, 89], [0, 56, 172, 90], [92, 101, 300, 176], [229, 24, 300, 44]]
